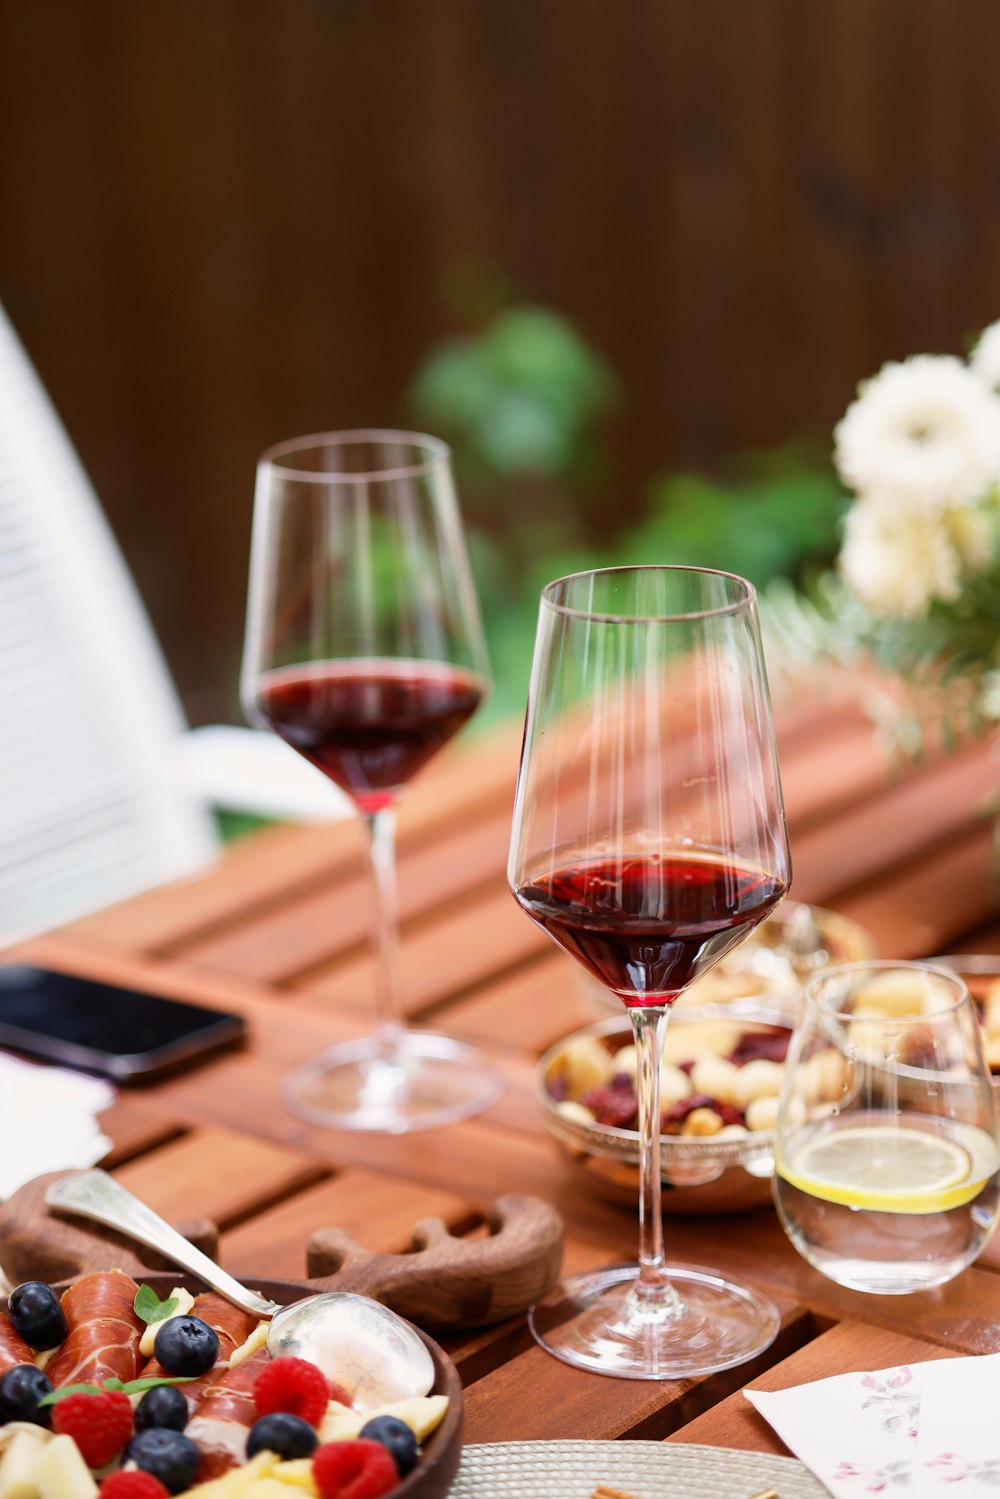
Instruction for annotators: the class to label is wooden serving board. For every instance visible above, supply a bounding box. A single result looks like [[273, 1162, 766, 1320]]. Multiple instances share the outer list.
[[0, 1171, 565, 1333]]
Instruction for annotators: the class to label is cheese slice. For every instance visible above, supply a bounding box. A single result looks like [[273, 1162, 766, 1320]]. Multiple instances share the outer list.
[[32, 1436, 98, 1499], [0, 1426, 50, 1499], [228, 1320, 269, 1369]]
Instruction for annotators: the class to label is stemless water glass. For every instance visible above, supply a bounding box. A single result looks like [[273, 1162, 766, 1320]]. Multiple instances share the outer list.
[[774, 961, 1000, 1294], [242, 430, 504, 1133], [509, 565, 792, 1378]]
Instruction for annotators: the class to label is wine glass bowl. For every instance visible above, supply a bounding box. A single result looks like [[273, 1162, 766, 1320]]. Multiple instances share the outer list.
[[509, 566, 792, 1378], [242, 430, 504, 1133], [774, 961, 1000, 1295]]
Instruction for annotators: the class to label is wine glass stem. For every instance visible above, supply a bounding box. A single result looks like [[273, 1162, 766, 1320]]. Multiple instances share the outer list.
[[628, 1005, 682, 1317], [363, 806, 406, 1055]]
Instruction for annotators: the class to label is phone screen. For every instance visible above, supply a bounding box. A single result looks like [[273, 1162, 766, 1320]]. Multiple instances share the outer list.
[[0, 965, 246, 1080]]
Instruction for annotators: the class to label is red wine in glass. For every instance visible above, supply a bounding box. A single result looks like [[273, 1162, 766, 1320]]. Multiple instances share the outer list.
[[515, 854, 787, 1006], [255, 660, 485, 813]]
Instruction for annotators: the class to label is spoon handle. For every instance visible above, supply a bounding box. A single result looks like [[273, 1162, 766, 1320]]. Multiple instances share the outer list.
[[45, 1170, 280, 1319]]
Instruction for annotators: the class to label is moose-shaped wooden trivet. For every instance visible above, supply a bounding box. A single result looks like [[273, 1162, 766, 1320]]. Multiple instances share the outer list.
[[0, 1170, 564, 1332]]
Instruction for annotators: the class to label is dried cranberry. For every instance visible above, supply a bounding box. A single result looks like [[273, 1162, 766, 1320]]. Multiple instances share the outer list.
[[728, 1027, 791, 1065], [663, 1093, 716, 1125], [547, 1076, 569, 1103], [677, 1059, 696, 1076], [583, 1085, 639, 1129]]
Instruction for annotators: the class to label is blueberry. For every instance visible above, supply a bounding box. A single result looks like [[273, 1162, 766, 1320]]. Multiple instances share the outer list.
[[0, 1365, 54, 1427], [359, 1414, 419, 1476], [246, 1412, 319, 1461], [152, 1316, 220, 1377], [134, 1384, 190, 1432], [7, 1283, 67, 1352], [125, 1429, 200, 1494]]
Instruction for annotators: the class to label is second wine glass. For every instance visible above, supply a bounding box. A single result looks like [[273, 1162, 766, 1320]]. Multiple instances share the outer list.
[[509, 565, 792, 1377], [242, 430, 504, 1133]]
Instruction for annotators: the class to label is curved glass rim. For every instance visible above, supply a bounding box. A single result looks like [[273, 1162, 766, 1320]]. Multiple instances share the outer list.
[[258, 429, 451, 484], [540, 565, 757, 624], [802, 959, 971, 1022]]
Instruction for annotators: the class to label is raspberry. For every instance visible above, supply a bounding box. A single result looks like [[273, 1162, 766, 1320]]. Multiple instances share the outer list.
[[313, 1440, 399, 1499], [254, 1357, 335, 1427], [53, 1390, 134, 1469], [99, 1475, 170, 1499]]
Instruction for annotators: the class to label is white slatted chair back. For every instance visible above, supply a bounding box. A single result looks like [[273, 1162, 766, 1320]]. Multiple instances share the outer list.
[[0, 304, 218, 944]]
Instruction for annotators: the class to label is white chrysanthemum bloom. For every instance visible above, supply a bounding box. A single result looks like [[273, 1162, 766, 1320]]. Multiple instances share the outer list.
[[835, 355, 1000, 511], [944, 504, 995, 573], [839, 501, 963, 615], [980, 670, 1000, 720], [970, 320, 1000, 393]]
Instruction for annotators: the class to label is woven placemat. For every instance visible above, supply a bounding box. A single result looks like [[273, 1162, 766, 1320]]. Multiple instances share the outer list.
[[449, 1441, 828, 1498]]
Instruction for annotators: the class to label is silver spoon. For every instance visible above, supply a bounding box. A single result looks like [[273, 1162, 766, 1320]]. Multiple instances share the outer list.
[[44, 1169, 434, 1410]]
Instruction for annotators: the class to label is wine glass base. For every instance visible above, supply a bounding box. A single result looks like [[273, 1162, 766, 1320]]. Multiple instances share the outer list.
[[283, 1031, 506, 1134], [528, 1262, 780, 1379]]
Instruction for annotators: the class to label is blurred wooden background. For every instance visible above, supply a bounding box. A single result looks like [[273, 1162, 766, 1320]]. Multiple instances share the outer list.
[[2, 0, 999, 720]]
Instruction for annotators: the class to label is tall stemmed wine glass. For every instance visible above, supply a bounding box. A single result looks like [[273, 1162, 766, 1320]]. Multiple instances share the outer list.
[[509, 566, 792, 1377], [242, 430, 503, 1133]]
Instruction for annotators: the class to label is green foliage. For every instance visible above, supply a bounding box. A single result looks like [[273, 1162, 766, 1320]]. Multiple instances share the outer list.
[[409, 305, 618, 496], [620, 446, 848, 591]]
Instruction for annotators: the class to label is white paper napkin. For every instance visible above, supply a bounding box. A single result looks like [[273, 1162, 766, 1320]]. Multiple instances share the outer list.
[[747, 1350, 1000, 1496], [0, 1050, 114, 1200]]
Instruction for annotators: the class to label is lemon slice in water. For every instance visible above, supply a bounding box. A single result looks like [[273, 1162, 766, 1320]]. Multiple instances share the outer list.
[[777, 1121, 994, 1213]]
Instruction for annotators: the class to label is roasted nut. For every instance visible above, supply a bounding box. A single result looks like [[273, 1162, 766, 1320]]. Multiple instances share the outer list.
[[681, 1106, 724, 1137], [734, 1058, 785, 1107], [690, 1054, 741, 1104]]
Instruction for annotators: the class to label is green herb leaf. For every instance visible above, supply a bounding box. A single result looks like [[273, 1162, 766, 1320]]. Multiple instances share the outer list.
[[134, 1285, 179, 1326], [119, 1376, 198, 1395], [38, 1383, 103, 1407], [38, 1374, 198, 1408]]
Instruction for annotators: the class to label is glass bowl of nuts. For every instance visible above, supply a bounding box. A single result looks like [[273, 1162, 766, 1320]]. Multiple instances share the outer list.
[[537, 1009, 850, 1214]]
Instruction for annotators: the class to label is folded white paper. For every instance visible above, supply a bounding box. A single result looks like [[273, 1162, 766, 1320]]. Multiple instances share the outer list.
[[0, 1050, 113, 1201], [747, 1350, 1000, 1497]]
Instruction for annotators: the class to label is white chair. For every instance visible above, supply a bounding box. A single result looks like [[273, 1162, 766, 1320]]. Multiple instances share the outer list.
[[0, 303, 344, 946]]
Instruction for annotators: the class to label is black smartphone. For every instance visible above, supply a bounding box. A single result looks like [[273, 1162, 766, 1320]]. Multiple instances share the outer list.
[[0, 965, 247, 1081]]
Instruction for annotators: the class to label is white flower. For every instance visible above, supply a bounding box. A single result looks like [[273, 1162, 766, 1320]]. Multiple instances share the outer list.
[[981, 670, 1000, 720], [839, 502, 963, 615], [944, 504, 995, 573], [835, 355, 1000, 511], [970, 320, 1000, 392]]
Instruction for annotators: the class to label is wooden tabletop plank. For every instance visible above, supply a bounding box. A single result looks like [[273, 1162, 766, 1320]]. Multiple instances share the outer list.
[[69, 722, 523, 956], [439, 953, 596, 1055], [113, 1128, 330, 1231], [180, 805, 516, 985], [836, 824, 997, 958], [668, 1320, 955, 1454], [461, 1298, 814, 1443], [98, 1099, 188, 1169], [788, 740, 998, 907], [294, 885, 550, 1019], [219, 1170, 478, 1280]]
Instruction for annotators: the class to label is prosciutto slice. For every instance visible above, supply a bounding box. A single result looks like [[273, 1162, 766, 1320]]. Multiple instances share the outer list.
[[0, 1314, 33, 1376], [45, 1270, 143, 1388], [186, 1348, 270, 1480], [141, 1294, 259, 1411]]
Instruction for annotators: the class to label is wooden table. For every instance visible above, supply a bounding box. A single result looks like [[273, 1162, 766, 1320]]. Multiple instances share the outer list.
[[10, 696, 1000, 1454]]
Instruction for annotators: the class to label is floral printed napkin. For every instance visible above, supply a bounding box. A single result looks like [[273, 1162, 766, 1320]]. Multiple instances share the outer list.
[[746, 1351, 1000, 1495]]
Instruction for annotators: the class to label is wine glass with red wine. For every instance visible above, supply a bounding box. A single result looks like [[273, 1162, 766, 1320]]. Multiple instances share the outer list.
[[242, 430, 503, 1132], [509, 566, 792, 1377]]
